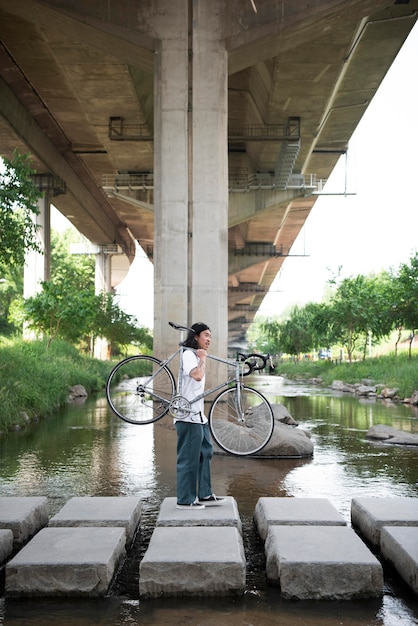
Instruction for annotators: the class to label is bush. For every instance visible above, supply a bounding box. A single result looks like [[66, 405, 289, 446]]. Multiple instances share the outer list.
[[0, 338, 113, 432]]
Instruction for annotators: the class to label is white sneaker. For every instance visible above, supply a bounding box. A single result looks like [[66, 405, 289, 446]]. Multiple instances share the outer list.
[[176, 501, 205, 510]]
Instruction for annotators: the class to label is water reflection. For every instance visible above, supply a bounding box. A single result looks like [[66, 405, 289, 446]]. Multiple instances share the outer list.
[[0, 375, 417, 625]]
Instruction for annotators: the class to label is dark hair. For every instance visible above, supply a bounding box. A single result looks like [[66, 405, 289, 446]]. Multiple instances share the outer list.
[[182, 322, 210, 348]]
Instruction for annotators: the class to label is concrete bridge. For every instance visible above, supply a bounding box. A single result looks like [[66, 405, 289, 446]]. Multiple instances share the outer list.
[[0, 0, 417, 357]]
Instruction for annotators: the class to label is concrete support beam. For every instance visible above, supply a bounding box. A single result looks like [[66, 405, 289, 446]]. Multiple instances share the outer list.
[[153, 0, 228, 369], [23, 192, 50, 300]]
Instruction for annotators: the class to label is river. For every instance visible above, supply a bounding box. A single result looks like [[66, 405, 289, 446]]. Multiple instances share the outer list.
[[0, 375, 417, 625]]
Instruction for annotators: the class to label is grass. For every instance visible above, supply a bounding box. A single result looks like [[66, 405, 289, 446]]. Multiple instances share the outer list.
[[0, 337, 113, 433], [275, 352, 418, 400], [1, 337, 417, 434]]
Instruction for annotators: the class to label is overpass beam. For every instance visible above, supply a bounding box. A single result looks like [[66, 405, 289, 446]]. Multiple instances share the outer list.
[[153, 0, 228, 361]]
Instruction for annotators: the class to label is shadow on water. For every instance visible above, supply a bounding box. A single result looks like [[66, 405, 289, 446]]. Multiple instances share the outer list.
[[0, 375, 418, 625]]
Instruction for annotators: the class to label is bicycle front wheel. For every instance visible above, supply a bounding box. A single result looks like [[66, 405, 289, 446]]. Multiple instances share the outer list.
[[209, 386, 274, 456], [106, 355, 176, 424]]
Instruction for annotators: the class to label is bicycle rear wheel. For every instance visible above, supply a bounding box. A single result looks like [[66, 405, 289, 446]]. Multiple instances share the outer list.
[[106, 355, 176, 424], [208, 385, 274, 456]]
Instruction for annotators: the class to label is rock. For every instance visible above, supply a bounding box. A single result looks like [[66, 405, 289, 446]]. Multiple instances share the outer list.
[[410, 390, 418, 406], [355, 385, 376, 397], [366, 425, 418, 446], [380, 387, 399, 399], [270, 403, 298, 426], [68, 385, 88, 402], [260, 421, 314, 458], [331, 380, 356, 393], [307, 377, 323, 385], [212, 402, 313, 458]]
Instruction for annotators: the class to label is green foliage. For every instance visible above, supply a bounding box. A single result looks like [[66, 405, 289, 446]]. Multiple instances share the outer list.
[[22, 279, 97, 347], [0, 338, 112, 431], [0, 151, 42, 266], [393, 252, 418, 357], [275, 353, 418, 400], [94, 292, 152, 356], [252, 252, 417, 363], [0, 261, 23, 334], [50, 229, 95, 287]]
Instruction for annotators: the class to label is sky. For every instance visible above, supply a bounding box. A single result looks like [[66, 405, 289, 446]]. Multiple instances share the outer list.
[[52, 22, 418, 329]]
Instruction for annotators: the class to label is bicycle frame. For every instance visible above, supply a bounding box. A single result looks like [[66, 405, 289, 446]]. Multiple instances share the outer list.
[[141, 343, 245, 414]]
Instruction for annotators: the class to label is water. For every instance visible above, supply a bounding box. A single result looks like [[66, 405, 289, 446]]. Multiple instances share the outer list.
[[1, 375, 418, 625]]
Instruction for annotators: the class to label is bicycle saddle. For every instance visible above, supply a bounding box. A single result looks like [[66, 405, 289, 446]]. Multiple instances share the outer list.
[[168, 321, 194, 332]]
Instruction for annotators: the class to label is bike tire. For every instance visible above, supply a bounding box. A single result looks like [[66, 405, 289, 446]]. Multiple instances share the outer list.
[[208, 386, 274, 456], [106, 355, 176, 425]]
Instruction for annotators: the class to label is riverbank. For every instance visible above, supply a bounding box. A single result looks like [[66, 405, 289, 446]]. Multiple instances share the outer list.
[[274, 353, 418, 403], [0, 338, 112, 434], [1, 338, 417, 435]]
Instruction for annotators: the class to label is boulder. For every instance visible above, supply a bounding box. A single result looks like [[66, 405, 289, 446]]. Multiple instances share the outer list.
[[260, 420, 313, 458], [355, 385, 376, 397], [254, 403, 313, 458], [68, 385, 88, 402], [366, 424, 418, 446], [331, 380, 356, 393], [380, 387, 399, 399], [410, 390, 418, 406], [212, 402, 313, 458]]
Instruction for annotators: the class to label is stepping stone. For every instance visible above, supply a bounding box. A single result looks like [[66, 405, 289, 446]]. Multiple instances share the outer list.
[[254, 497, 346, 540], [139, 526, 245, 597], [351, 497, 418, 547], [6, 526, 126, 597], [0, 529, 14, 564], [380, 526, 418, 594], [265, 525, 383, 600], [0, 497, 49, 547], [49, 496, 141, 544], [156, 497, 241, 533]]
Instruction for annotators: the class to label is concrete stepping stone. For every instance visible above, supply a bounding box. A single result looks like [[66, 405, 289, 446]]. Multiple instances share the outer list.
[[139, 526, 245, 597], [380, 526, 418, 594], [254, 496, 346, 540], [156, 496, 241, 533], [0, 529, 14, 564], [351, 497, 418, 547], [6, 526, 126, 597], [0, 497, 49, 547], [265, 525, 383, 600], [49, 496, 141, 544]]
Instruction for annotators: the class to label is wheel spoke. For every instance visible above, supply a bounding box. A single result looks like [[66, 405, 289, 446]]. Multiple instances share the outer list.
[[106, 356, 175, 424], [209, 386, 274, 455]]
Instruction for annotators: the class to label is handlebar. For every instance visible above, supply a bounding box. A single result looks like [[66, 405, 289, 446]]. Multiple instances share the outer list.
[[169, 322, 267, 376], [237, 352, 268, 376]]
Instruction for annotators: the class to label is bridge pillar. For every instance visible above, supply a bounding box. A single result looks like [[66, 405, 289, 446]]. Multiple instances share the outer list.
[[153, 0, 228, 369], [23, 187, 51, 300]]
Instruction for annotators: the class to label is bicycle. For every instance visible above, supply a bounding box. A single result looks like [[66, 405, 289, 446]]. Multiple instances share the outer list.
[[105, 321, 274, 456]]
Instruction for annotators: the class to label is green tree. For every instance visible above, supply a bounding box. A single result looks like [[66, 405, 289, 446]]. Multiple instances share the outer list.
[[50, 228, 95, 288], [94, 291, 151, 357], [327, 275, 371, 362], [0, 151, 42, 266], [0, 262, 23, 334], [279, 305, 317, 358], [22, 278, 97, 348], [393, 252, 418, 358]]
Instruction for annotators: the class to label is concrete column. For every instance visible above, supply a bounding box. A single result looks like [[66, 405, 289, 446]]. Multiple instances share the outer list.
[[94, 248, 112, 294], [23, 191, 51, 299], [153, 0, 228, 370], [190, 1, 228, 361], [94, 247, 112, 359]]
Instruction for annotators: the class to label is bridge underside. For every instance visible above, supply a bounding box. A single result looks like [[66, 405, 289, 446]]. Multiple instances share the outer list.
[[0, 0, 417, 346]]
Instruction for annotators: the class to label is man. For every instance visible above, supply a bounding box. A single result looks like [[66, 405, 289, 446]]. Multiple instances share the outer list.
[[175, 322, 224, 509]]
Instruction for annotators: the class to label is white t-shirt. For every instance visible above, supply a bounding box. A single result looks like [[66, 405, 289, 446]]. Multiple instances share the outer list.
[[175, 348, 207, 423]]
